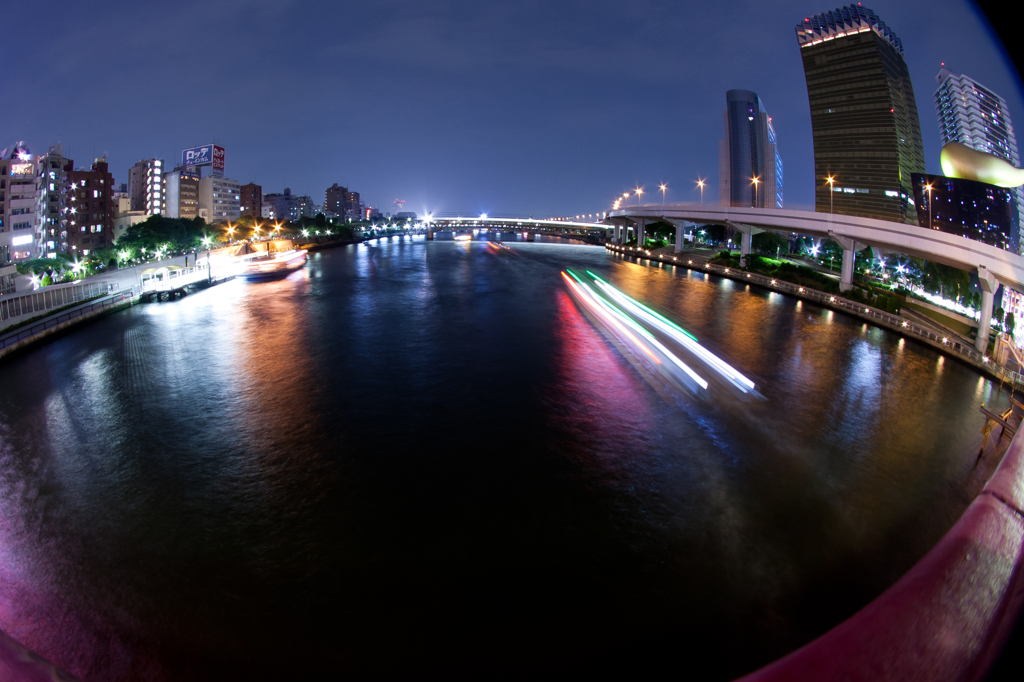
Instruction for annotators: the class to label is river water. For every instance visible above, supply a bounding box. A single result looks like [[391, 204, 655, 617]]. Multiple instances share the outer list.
[[0, 236, 1009, 679]]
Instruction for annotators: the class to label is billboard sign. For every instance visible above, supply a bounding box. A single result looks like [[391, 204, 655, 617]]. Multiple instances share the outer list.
[[182, 145, 213, 168], [212, 145, 225, 177]]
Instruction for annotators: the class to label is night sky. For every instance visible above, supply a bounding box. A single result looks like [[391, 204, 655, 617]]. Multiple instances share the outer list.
[[2, 0, 1019, 218]]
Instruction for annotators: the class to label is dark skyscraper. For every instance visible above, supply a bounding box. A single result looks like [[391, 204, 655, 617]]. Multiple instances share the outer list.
[[718, 89, 783, 208], [911, 173, 1019, 253], [796, 4, 925, 224]]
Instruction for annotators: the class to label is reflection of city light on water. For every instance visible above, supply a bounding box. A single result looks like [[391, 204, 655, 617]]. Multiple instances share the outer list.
[[562, 270, 757, 395]]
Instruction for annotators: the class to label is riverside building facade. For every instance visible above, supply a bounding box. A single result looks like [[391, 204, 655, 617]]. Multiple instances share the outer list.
[[198, 177, 241, 224], [164, 167, 200, 219], [796, 4, 925, 224], [34, 144, 73, 257], [66, 159, 115, 255], [935, 67, 1024, 250], [0, 144, 42, 263], [718, 89, 783, 208], [127, 158, 166, 216], [240, 183, 262, 219]]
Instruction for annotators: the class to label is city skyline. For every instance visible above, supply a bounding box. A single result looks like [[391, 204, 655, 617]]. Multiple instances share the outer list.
[[0, 1, 1019, 218]]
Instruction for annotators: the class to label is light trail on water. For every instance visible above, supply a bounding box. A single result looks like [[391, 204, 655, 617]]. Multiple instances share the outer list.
[[562, 270, 709, 391]]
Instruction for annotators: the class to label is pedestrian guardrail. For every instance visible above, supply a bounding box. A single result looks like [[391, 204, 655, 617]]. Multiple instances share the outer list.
[[0, 288, 137, 353], [0, 280, 115, 328]]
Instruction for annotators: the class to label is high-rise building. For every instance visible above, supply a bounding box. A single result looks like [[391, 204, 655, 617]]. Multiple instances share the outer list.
[[240, 183, 262, 219], [0, 143, 41, 263], [163, 167, 200, 220], [297, 195, 316, 218], [935, 67, 1024, 249], [325, 183, 362, 220], [796, 4, 925, 223], [127, 158, 166, 215], [718, 89, 783, 208], [35, 144, 73, 257], [66, 159, 116, 256], [198, 176, 241, 224], [266, 188, 298, 222], [911, 173, 1019, 253], [325, 183, 347, 215]]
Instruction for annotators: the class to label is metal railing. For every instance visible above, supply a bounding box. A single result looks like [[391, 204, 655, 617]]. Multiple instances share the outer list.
[[140, 265, 209, 293], [0, 288, 137, 353], [606, 244, 1005, 372], [0, 280, 114, 328]]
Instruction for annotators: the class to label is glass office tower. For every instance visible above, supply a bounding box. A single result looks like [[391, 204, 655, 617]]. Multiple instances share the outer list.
[[718, 89, 783, 208], [796, 4, 925, 223], [935, 67, 1024, 250]]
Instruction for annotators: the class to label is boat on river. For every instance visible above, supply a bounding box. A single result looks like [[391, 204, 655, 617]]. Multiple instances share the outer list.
[[239, 249, 308, 281]]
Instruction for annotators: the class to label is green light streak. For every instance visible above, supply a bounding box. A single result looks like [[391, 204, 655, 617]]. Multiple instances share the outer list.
[[585, 270, 698, 342], [565, 269, 587, 285]]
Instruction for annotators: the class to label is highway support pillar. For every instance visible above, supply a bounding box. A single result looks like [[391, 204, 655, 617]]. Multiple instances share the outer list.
[[427, 229, 434, 240], [527, 231, 536, 242], [976, 265, 999, 353], [636, 218, 646, 248], [829, 232, 860, 293], [666, 219, 694, 253], [730, 222, 763, 267]]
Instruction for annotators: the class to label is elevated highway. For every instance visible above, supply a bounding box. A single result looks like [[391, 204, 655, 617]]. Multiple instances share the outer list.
[[610, 203, 1024, 351]]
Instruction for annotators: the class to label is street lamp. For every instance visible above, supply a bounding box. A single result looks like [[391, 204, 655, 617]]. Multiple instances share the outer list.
[[659, 183, 667, 206], [826, 175, 836, 214], [201, 236, 213, 283], [635, 187, 644, 206], [696, 178, 705, 206], [924, 182, 934, 230], [751, 175, 760, 207]]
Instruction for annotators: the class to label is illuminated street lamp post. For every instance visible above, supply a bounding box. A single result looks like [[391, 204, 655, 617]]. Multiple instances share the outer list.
[[826, 175, 836, 214], [635, 187, 644, 207], [201, 236, 213, 283], [925, 182, 934, 230], [751, 175, 760, 208], [659, 183, 667, 206], [696, 178, 705, 207]]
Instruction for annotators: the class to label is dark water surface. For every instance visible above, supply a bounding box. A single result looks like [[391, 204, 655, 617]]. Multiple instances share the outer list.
[[0, 237, 1008, 679]]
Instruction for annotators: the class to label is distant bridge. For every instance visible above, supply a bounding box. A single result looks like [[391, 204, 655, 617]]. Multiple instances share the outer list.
[[423, 216, 608, 240], [610, 203, 1024, 352]]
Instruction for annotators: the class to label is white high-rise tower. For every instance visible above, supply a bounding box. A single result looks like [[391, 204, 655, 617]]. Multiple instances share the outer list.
[[935, 67, 1023, 247]]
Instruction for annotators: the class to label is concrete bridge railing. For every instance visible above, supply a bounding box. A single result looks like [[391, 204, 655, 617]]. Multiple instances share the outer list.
[[737, 424, 1024, 682]]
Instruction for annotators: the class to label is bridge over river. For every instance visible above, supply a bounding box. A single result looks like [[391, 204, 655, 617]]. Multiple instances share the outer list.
[[611, 203, 1024, 351]]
